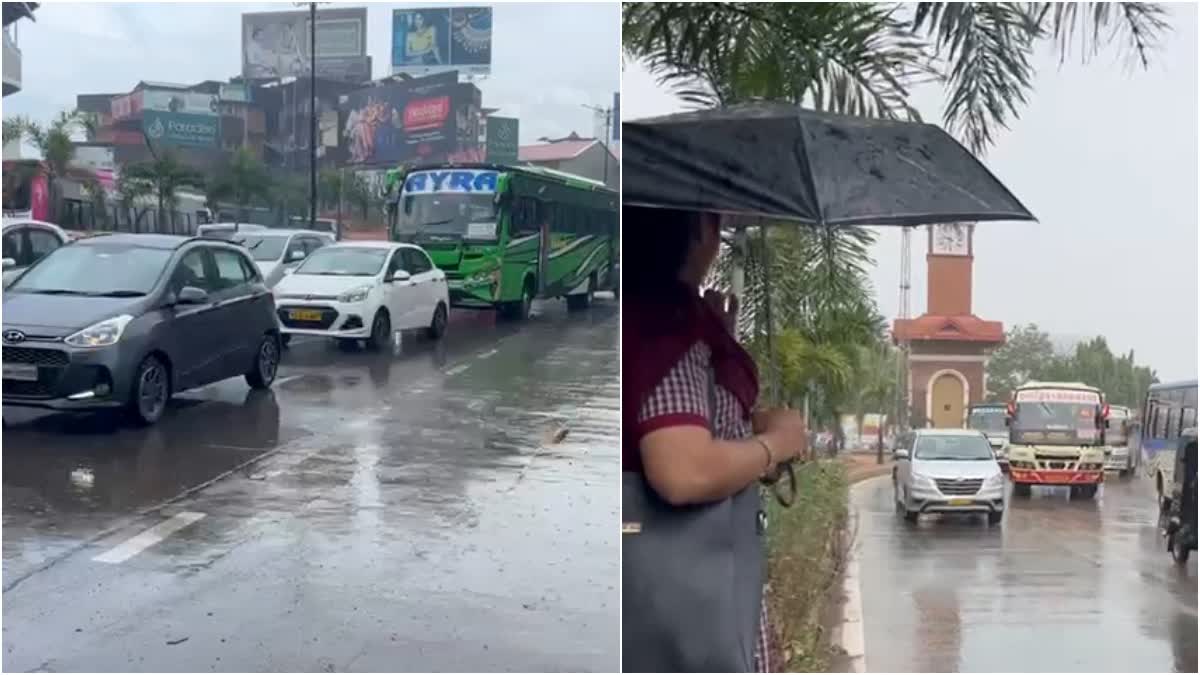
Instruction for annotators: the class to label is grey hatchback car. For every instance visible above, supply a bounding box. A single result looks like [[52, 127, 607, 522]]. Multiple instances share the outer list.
[[2, 234, 282, 425]]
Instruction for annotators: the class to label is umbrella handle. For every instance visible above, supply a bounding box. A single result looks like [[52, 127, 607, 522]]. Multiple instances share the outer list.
[[760, 459, 798, 507]]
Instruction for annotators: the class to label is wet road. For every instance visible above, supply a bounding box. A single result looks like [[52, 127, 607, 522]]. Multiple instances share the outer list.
[[852, 475, 1198, 673], [3, 300, 619, 672]]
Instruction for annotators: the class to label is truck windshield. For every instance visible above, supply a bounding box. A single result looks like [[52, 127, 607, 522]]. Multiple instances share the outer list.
[[396, 193, 497, 240], [967, 409, 1007, 433]]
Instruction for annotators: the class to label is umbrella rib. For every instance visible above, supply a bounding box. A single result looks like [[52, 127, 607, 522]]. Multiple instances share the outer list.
[[792, 113, 826, 228], [893, 152, 993, 210]]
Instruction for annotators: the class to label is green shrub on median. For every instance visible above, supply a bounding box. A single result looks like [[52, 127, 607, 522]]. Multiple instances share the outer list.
[[765, 459, 850, 672]]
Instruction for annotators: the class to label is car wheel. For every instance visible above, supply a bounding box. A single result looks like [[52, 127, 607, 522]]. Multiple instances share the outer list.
[[566, 274, 595, 311], [128, 355, 170, 426], [366, 310, 391, 351], [988, 511, 1003, 526], [427, 302, 448, 340], [245, 333, 279, 389]]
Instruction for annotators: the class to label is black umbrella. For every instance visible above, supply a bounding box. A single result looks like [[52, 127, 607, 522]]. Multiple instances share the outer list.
[[624, 102, 1035, 226]]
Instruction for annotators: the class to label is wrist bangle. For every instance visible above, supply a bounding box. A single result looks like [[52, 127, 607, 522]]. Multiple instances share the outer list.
[[754, 435, 774, 474]]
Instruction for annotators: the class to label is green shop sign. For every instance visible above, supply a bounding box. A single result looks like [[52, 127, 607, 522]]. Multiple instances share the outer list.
[[485, 116, 519, 165], [143, 110, 220, 148]]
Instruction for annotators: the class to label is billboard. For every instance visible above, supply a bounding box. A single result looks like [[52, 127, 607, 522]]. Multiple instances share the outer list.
[[242, 7, 369, 83], [612, 92, 620, 141], [341, 72, 481, 166], [143, 110, 220, 148], [142, 90, 218, 116], [485, 116, 518, 164], [391, 7, 492, 77], [110, 91, 143, 121]]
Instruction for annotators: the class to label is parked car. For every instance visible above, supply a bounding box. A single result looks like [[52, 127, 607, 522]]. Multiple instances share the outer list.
[[2, 218, 69, 288], [1, 234, 281, 425], [273, 241, 449, 350], [227, 229, 335, 288], [892, 428, 1006, 525]]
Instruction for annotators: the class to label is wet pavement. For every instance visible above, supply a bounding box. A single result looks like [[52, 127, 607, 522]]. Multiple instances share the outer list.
[[851, 475, 1198, 673], [3, 299, 619, 672]]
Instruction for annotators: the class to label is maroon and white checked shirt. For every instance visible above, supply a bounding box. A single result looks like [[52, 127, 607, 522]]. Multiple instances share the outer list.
[[634, 339, 773, 673]]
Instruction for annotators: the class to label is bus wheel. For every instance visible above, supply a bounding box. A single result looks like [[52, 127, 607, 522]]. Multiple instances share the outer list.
[[566, 274, 595, 311], [501, 281, 534, 321]]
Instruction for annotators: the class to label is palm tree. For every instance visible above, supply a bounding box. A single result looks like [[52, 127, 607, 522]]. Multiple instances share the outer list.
[[9, 110, 96, 222], [207, 148, 273, 224], [120, 150, 203, 232], [623, 2, 1169, 155]]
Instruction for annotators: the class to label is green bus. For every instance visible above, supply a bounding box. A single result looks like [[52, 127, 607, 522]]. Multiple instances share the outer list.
[[389, 163, 618, 320]]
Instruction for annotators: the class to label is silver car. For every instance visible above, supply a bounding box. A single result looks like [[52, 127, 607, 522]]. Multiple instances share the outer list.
[[2, 218, 69, 288], [893, 428, 1006, 525], [227, 230, 335, 288]]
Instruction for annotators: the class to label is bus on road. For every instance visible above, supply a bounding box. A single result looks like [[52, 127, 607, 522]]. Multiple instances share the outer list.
[[1134, 380, 1198, 511], [1005, 381, 1109, 499], [967, 402, 1010, 471], [390, 164, 618, 320]]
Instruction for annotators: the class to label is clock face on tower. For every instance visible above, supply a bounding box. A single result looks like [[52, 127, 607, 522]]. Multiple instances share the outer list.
[[931, 223, 969, 256]]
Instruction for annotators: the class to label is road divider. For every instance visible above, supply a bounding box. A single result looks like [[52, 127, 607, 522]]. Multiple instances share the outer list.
[[92, 512, 206, 564]]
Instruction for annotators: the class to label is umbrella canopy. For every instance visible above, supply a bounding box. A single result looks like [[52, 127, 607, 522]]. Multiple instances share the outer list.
[[624, 103, 1035, 227]]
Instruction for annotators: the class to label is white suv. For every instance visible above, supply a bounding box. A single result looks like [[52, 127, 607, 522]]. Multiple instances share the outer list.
[[893, 428, 1006, 525]]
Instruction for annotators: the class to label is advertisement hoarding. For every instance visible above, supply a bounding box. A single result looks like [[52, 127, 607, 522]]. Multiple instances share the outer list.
[[485, 116, 518, 164], [391, 7, 492, 77], [242, 7, 369, 83], [110, 91, 144, 121], [143, 110, 220, 148], [612, 92, 620, 141], [142, 90, 218, 116], [341, 72, 481, 166]]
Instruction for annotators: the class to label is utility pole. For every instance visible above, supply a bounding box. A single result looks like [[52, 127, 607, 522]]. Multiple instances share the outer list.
[[581, 103, 613, 187], [308, 1, 317, 228]]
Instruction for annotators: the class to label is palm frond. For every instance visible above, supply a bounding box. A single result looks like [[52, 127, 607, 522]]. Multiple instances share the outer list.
[[1030, 1, 1170, 69]]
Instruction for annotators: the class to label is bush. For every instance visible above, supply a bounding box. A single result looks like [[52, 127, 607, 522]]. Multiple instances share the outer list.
[[765, 460, 849, 672]]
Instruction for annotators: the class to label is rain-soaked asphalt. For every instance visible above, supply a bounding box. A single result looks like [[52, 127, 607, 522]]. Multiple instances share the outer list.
[[2, 299, 619, 672], [852, 474, 1198, 673]]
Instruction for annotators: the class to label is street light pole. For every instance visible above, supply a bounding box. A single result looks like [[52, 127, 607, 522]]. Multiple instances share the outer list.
[[581, 103, 613, 187], [309, 1, 317, 228]]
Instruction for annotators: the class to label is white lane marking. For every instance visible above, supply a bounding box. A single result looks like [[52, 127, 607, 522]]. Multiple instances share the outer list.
[[445, 364, 470, 376], [274, 374, 304, 386], [477, 348, 498, 360], [92, 512, 207, 564]]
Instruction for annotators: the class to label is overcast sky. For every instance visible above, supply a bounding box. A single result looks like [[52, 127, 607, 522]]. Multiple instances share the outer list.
[[2, 2, 619, 146], [623, 4, 1198, 382]]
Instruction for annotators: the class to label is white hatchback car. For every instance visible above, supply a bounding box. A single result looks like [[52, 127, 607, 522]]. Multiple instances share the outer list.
[[2, 218, 69, 288], [273, 241, 449, 349], [893, 428, 1006, 525]]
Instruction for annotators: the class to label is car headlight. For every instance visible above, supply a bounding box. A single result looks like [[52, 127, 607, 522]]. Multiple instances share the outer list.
[[338, 285, 372, 303], [911, 472, 936, 486], [985, 473, 1005, 486], [64, 315, 134, 348]]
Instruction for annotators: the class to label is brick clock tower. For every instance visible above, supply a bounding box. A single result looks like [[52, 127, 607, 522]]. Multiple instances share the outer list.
[[893, 224, 1005, 428]]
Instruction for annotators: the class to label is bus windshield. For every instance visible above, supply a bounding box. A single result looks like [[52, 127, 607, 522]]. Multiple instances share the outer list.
[[396, 193, 497, 240], [967, 408, 1007, 433], [1012, 393, 1101, 445]]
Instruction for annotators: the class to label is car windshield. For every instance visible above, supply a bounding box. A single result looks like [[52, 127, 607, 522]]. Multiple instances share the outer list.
[[913, 434, 995, 461], [294, 247, 387, 276], [1012, 397, 1100, 445], [967, 409, 1007, 432], [8, 244, 171, 296], [233, 235, 288, 262]]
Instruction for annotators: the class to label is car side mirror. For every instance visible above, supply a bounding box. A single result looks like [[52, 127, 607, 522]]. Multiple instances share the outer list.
[[176, 286, 209, 305], [387, 270, 411, 283], [2, 258, 16, 270], [893, 449, 909, 461], [288, 250, 306, 262]]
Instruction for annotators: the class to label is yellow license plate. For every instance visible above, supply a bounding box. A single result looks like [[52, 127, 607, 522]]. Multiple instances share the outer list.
[[947, 498, 972, 506], [289, 309, 323, 321]]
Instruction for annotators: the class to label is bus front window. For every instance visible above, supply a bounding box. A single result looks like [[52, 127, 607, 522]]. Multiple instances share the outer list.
[[396, 193, 498, 241], [967, 410, 1007, 433], [1012, 401, 1101, 445]]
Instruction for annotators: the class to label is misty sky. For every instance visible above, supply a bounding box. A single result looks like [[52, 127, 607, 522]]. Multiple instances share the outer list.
[[623, 4, 1198, 382], [2, 2, 619, 146]]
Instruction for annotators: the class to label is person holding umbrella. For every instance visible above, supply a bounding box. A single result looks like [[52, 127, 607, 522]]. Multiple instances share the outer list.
[[622, 205, 808, 672], [622, 103, 1035, 673]]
